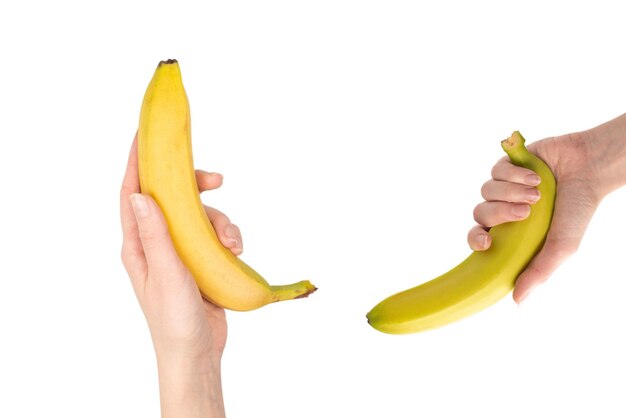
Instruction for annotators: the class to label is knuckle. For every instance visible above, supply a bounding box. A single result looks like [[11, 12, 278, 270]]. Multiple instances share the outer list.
[[480, 181, 491, 199], [121, 244, 143, 267], [490, 165, 499, 179], [467, 227, 480, 246], [120, 246, 129, 266], [490, 159, 508, 179], [120, 183, 136, 200], [472, 205, 484, 224]]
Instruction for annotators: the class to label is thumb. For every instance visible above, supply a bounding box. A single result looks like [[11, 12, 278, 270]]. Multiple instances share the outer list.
[[512, 239, 572, 304], [129, 193, 186, 279], [512, 180, 599, 304]]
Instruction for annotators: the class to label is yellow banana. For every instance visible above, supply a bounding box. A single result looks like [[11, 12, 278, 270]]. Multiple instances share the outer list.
[[367, 132, 556, 334], [138, 59, 316, 311]]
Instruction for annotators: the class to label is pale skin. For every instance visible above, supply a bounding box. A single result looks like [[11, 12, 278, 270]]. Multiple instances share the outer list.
[[119, 114, 626, 415], [120, 135, 242, 418], [468, 113, 626, 303]]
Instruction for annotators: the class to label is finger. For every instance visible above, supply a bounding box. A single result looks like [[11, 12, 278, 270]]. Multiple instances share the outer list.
[[491, 158, 542, 186], [196, 170, 223, 193], [473, 201, 531, 227], [120, 134, 146, 278], [129, 193, 187, 278], [196, 171, 241, 253], [481, 180, 541, 204], [467, 225, 492, 251], [121, 134, 140, 239], [204, 206, 243, 256]]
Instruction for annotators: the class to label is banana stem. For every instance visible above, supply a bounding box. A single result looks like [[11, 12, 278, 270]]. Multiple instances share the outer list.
[[501, 131, 529, 165]]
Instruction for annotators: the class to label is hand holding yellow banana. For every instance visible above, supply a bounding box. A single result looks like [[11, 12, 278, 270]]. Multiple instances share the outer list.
[[138, 59, 316, 311], [367, 132, 556, 334]]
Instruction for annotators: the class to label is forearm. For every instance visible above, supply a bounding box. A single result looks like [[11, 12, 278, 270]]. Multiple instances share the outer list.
[[157, 354, 225, 418], [587, 113, 626, 196]]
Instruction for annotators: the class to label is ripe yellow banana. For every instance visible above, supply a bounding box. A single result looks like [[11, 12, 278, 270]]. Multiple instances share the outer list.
[[138, 59, 316, 311], [367, 132, 556, 334]]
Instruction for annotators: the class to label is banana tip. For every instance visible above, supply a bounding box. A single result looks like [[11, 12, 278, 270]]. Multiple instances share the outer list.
[[295, 286, 318, 299], [158, 58, 178, 66]]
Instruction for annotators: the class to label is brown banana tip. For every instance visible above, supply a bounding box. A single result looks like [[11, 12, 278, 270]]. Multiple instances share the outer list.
[[158, 58, 178, 66], [295, 286, 318, 299]]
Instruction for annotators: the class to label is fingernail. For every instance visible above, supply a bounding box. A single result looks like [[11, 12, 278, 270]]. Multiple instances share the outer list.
[[224, 224, 241, 247], [524, 188, 541, 203], [525, 174, 541, 186], [480, 234, 490, 249], [517, 292, 529, 307], [130, 194, 149, 218], [513, 204, 531, 218]]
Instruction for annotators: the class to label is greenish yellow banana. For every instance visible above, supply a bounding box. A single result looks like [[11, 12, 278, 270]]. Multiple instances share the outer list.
[[138, 59, 316, 311], [367, 132, 556, 334]]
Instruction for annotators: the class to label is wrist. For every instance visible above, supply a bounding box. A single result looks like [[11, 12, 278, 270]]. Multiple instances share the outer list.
[[156, 351, 225, 418], [150, 326, 225, 371], [586, 113, 626, 197], [156, 347, 221, 376]]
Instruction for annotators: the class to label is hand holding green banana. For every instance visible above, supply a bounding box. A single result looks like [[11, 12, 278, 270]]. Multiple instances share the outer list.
[[366, 132, 557, 334], [367, 115, 626, 333], [468, 119, 626, 305]]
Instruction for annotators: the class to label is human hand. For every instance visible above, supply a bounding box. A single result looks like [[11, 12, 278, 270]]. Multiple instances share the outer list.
[[120, 135, 241, 417], [468, 131, 604, 304]]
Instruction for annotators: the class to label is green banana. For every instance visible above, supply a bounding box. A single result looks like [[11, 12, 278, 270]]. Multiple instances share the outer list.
[[366, 132, 556, 334]]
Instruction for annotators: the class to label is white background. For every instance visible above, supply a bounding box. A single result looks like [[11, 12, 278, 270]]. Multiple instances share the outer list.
[[1, 1, 625, 417]]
